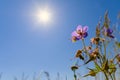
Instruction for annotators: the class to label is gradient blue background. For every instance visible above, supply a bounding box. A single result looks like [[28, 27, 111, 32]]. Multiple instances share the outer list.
[[0, 0, 120, 80]]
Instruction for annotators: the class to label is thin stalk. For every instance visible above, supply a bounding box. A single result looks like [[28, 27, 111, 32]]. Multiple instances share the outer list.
[[118, 68, 120, 80], [96, 38, 103, 66], [108, 72, 114, 80], [95, 75, 97, 80], [99, 43, 105, 68], [103, 41, 107, 60], [73, 71, 77, 80], [113, 73, 116, 80], [94, 61, 102, 70], [98, 73, 100, 80], [81, 39, 89, 56], [103, 71, 109, 80]]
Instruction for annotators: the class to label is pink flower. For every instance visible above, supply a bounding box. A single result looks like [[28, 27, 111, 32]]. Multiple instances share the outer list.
[[71, 25, 88, 42]]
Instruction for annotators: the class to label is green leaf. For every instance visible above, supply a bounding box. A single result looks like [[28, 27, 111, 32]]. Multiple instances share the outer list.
[[87, 68, 95, 71], [94, 62, 101, 72], [83, 70, 96, 77], [109, 63, 116, 74], [102, 59, 109, 71]]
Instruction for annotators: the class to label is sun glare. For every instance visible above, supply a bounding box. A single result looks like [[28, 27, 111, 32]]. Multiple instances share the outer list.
[[31, 6, 54, 29], [36, 9, 51, 24]]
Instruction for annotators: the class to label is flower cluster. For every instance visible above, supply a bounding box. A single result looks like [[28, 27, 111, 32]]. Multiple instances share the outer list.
[[70, 12, 120, 80]]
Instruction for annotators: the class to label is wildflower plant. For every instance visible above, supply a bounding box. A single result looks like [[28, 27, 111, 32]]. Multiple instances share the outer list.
[[70, 11, 120, 80]]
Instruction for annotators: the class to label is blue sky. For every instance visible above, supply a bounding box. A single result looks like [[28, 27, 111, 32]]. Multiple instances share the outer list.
[[0, 0, 120, 80]]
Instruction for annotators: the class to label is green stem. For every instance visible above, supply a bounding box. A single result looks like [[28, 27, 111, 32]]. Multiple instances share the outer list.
[[74, 71, 77, 80], [113, 73, 116, 80], [109, 72, 114, 80], [94, 61, 102, 71], [103, 71, 109, 80], [81, 39, 89, 56]]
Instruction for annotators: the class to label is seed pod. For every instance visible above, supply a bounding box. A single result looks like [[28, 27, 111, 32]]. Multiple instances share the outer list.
[[71, 65, 78, 72], [91, 37, 100, 45], [75, 50, 84, 60]]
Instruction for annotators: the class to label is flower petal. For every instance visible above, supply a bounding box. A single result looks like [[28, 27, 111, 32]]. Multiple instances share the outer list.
[[71, 31, 79, 37], [107, 28, 113, 34], [83, 26, 88, 32], [71, 31, 80, 42], [76, 25, 82, 32], [83, 32, 88, 38], [108, 34, 114, 38]]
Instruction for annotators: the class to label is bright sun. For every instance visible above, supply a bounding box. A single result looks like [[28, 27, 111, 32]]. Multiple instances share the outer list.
[[36, 9, 51, 23]]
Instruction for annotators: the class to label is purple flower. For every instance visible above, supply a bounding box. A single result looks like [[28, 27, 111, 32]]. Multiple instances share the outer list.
[[104, 28, 114, 38], [107, 28, 113, 34], [76, 25, 88, 38], [71, 31, 81, 42], [71, 25, 88, 42]]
